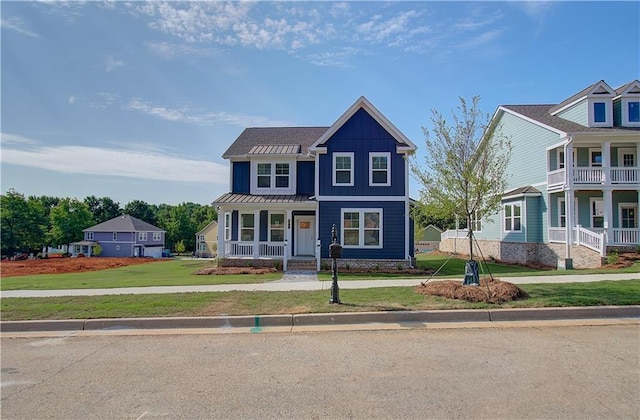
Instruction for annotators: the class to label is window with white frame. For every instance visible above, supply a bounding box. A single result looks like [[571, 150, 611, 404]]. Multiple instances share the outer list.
[[333, 153, 354, 186], [590, 149, 602, 167], [113, 232, 117, 241], [138, 232, 148, 241], [224, 212, 231, 241], [557, 149, 576, 170], [590, 198, 604, 228], [629, 101, 640, 123], [256, 162, 290, 190], [620, 204, 638, 229], [269, 213, 285, 242], [369, 152, 390, 186], [198, 243, 207, 252], [87, 232, 94, 240], [593, 102, 606, 123], [342, 209, 382, 248], [470, 211, 482, 232], [240, 213, 254, 241], [558, 198, 578, 228], [504, 203, 522, 232], [153, 232, 161, 241]]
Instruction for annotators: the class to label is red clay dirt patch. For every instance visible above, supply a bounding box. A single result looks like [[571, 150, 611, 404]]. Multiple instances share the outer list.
[[602, 252, 640, 269], [0, 257, 163, 278], [416, 278, 528, 304], [194, 267, 279, 275]]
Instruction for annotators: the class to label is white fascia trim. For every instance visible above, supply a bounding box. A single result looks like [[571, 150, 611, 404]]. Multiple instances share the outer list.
[[317, 196, 409, 202], [498, 106, 566, 136], [502, 193, 541, 201]]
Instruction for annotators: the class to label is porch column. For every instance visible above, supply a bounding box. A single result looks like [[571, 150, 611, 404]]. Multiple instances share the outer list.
[[565, 139, 574, 187], [565, 189, 575, 260], [603, 189, 613, 247], [253, 209, 260, 258], [217, 209, 225, 258], [602, 141, 611, 185], [286, 209, 292, 258]]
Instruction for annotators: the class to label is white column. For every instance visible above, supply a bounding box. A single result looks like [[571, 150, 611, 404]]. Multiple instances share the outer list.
[[253, 209, 260, 258], [603, 189, 613, 248], [602, 141, 611, 185], [286, 209, 292, 258], [565, 189, 574, 259], [565, 141, 574, 187], [217, 209, 225, 258]]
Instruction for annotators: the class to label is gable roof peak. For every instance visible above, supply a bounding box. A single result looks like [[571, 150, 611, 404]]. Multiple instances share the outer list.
[[615, 79, 640, 96], [549, 80, 615, 115], [309, 96, 416, 151]]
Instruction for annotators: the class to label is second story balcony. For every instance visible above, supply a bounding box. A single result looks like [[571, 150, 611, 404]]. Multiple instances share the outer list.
[[548, 166, 639, 190]]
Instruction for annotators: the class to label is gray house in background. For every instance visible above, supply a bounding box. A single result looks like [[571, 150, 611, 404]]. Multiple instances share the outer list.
[[70, 214, 166, 258]]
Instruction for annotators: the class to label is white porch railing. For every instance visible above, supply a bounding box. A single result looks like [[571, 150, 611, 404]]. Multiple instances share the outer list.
[[224, 241, 285, 258], [575, 226, 605, 255], [547, 168, 565, 188], [573, 167, 604, 184], [612, 228, 639, 245], [611, 167, 639, 184]]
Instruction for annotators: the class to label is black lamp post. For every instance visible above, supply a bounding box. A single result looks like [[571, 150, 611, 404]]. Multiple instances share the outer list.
[[328, 224, 342, 304]]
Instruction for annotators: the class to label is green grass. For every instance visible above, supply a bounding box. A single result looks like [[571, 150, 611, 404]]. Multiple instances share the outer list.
[[0, 259, 281, 291], [1, 280, 638, 321]]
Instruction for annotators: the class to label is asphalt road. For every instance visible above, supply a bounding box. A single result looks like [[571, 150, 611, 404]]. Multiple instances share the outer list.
[[1, 325, 638, 419]]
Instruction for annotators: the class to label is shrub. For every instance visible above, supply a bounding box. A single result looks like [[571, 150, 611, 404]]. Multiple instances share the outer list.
[[607, 248, 619, 265]]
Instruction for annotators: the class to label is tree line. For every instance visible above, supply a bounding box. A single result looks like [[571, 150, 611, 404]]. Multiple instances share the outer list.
[[1, 189, 217, 257]]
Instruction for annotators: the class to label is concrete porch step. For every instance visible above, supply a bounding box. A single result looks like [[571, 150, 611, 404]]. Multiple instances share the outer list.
[[286, 259, 317, 271]]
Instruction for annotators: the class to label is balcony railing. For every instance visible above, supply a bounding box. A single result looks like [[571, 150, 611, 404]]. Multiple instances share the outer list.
[[549, 226, 638, 253], [441, 229, 468, 240], [548, 166, 639, 187]]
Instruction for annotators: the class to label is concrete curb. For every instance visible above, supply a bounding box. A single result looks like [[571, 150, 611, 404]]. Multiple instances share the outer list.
[[1, 306, 638, 332]]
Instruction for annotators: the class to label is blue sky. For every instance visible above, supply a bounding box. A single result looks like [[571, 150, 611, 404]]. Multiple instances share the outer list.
[[2, 1, 639, 206]]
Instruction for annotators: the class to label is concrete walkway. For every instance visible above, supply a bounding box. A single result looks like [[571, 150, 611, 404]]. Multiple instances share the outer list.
[[1, 272, 637, 298]]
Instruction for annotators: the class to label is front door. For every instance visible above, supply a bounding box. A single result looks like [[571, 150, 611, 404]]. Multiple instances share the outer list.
[[295, 217, 315, 256]]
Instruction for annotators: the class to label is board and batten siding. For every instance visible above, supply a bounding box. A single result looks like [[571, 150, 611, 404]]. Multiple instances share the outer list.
[[317, 108, 406, 197], [232, 162, 250, 194], [613, 99, 622, 126], [499, 111, 562, 190], [296, 161, 314, 195], [556, 100, 588, 126], [318, 200, 407, 260]]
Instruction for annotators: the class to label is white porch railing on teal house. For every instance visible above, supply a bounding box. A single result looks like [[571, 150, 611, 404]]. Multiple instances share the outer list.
[[548, 166, 640, 190]]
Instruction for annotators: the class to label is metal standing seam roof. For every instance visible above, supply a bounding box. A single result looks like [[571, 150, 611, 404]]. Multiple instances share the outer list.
[[83, 214, 165, 232], [222, 127, 329, 158], [213, 193, 314, 205]]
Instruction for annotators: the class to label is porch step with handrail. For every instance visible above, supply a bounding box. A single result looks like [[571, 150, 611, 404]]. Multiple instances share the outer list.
[[286, 259, 317, 272]]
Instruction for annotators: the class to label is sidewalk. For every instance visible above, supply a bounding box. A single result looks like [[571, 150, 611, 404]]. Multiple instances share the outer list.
[[1, 272, 638, 298]]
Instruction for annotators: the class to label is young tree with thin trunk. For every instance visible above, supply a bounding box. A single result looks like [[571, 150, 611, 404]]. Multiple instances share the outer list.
[[411, 96, 512, 282]]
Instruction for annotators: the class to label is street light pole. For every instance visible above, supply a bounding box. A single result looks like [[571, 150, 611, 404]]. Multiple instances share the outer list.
[[329, 224, 342, 304]]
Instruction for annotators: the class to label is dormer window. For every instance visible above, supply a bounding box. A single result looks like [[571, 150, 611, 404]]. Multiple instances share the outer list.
[[629, 101, 639, 123], [593, 102, 606, 123]]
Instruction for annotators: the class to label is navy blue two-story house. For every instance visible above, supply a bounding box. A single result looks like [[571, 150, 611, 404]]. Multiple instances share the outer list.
[[213, 97, 417, 270]]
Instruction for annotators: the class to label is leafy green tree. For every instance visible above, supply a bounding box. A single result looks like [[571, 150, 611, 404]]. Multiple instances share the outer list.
[[175, 240, 186, 254], [411, 96, 512, 264], [92, 244, 103, 256], [123, 200, 156, 225], [84, 196, 121, 224], [1, 189, 47, 255], [48, 198, 95, 247]]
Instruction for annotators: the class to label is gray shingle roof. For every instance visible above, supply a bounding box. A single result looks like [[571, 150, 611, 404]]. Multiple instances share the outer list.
[[213, 193, 314, 205], [222, 127, 329, 158], [501, 104, 640, 134], [84, 214, 165, 232], [503, 186, 541, 197]]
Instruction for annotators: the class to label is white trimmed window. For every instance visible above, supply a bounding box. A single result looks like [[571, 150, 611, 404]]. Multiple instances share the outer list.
[[269, 213, 285, 242], [470, 211, 482, 233], [138, 232, 148, 241], [224, 212, 231, 241], [333, 152, 354, 186], [504, 203, 522, 232], [256, 162, 291, 190], [369, 152, 391, 186], [198, 243, 207, 252], [590, 198, 604, 228], [341, 209, 383, 248], [153, 232, 161, 241], [240, 213, 255, 241], [87, 232, 94, 240], [589, 148, 602, 167], [113, 232, 118, 241]]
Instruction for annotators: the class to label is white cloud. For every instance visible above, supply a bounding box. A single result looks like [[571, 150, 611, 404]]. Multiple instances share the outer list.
[[145, 41, 215, 59], [105, 55, 124, 72], [68, 96, 76, 104], [0, 133, 228, 185], [1, 17, 40, 37], [124, 98, 293, 127]]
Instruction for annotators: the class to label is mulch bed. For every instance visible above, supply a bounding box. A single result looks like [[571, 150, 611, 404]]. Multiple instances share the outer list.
[[0, 257, 162, 278], [415, 278, 528, 304]]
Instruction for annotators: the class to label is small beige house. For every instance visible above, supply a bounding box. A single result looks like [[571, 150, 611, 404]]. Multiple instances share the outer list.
[[415, 224, 443, 253], [195, 220, 218, 258]]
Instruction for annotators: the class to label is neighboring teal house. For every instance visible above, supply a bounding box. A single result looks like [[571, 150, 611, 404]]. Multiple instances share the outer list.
[[441, 80, 640, 268]]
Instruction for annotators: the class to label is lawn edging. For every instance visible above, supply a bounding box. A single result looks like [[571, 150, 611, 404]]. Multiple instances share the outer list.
[[2, 306, 638, 333]]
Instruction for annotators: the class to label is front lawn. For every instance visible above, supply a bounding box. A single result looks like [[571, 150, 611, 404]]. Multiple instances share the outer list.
[[1, 280, 638, 321]]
